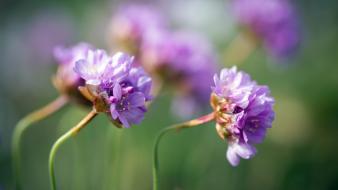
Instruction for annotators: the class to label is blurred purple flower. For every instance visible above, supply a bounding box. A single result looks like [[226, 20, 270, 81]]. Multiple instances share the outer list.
[[54, 43, 92, 86], [110, 4, 167, 50], [51, 43, 95, 106], [54, 43, 92, 66], [74, 50, 152, 128], [111, 5, 218, 117], [211, 67, 274, 166], [142, 31, 218, 117], [26, 10, 75, 63], [232, 0, 300, 58]]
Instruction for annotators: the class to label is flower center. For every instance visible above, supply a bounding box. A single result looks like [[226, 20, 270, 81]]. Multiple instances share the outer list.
[[210, 93, 245, 140], [116, 96, 130, 112]]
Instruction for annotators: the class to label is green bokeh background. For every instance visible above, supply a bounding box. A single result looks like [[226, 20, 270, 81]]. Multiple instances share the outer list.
[[1, 0, 338, 190]]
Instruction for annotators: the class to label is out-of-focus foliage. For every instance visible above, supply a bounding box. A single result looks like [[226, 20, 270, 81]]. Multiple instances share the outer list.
[[1, 0, 338, 190]]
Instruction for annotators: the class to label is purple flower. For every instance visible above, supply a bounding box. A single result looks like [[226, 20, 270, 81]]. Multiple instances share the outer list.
[[211, 67, 274, 166], [142, 31, 218, 117], [232, 0, 300, 58], [74, 50, 152, 128], [110, 4, 167, 51]]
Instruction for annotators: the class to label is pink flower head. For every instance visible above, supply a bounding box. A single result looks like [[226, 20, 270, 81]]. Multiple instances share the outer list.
[[74, 50, 152, 128], [211, 67, 274, 166]]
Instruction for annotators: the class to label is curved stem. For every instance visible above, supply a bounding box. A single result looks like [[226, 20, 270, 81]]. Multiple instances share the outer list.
[[152, 113, 215, 190], [49, 109, 97, 190], [12, 96, 68, 190]]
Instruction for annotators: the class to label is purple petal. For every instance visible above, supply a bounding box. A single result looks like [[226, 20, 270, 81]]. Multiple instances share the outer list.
[[128, 92, 145, 108], [112, 52, 132, 66], [121, 108, 145, 125], [233, 143, 256, 159], [138, 76, 152, 98], [74, 60, 90, 79], [226, 145, 240, 166], [113, 83, 122, 100], [110, 104, 119, 120], [118, 114, 130, 128]]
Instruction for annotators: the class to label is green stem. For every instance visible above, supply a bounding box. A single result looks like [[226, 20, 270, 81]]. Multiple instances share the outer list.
[[49, 109, 97, 190], [152, 113, 215, 190], [12, 96, 68, 190]]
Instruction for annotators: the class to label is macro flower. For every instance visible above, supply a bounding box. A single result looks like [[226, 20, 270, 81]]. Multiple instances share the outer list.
[[211, 67, 274, 166], [110, 4, 166, 53], [74, 50, 152, 128], [232, 0, 300, 58], [53, 43, 92, 104]]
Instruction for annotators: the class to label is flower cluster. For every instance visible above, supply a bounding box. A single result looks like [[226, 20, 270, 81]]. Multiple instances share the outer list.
[[211, 67, 274, 166], [74, 50, 152, 128], [232, 0, 299, 58], [111, 5, 218, 117], [53, 43, 92, 105]]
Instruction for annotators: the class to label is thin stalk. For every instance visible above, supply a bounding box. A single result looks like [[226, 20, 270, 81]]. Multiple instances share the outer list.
[[152, 113, 215, 190], [12, 96, 68, 190], [49, 109, 97, 190]]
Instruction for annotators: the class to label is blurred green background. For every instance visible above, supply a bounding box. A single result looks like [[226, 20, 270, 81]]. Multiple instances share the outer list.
[[1, 0, 338, 190]]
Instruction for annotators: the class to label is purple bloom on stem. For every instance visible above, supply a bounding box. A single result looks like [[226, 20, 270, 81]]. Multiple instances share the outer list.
[[211, 67, 274, 166], [232, 0, 300, 58], [74, 50, 152, 128]]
